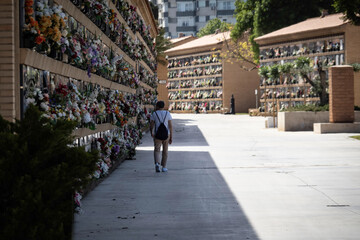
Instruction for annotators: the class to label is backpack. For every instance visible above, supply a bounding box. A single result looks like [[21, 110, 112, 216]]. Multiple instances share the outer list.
[[155, 111, 168, 140]]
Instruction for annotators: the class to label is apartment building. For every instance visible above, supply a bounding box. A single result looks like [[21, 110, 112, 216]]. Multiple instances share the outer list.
[[154, 0, 236, 38]]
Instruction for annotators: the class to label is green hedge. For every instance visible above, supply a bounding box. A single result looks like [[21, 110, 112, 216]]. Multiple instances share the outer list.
[[0, 105, 98, 240], [282, 104, 329, 112], [283, 104, 360, 112]]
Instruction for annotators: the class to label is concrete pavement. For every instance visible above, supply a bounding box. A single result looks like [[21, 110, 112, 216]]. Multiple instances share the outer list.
[[73, 114, 360, 240]]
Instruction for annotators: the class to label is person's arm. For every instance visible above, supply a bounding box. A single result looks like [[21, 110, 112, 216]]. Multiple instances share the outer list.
[[150, 120, 155, 138], [168, 120, 173, 144]]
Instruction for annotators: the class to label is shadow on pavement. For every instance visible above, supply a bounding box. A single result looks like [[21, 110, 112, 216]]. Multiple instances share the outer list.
[[140, 118, 209, 147], [112, 118, 259, 239], [73, 118, 259, 239]]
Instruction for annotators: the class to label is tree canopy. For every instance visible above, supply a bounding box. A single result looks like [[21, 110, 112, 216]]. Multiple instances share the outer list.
[[333, 0, 360, 25], [155, 27, 172, 65], [232, 0, 336, 63], [197, 18, 233, 37]]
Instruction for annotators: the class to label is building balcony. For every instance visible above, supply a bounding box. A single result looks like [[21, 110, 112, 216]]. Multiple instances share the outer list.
[[176, 26, 197, 32], [176, 11, 196, 17], [217, 9, 235, 16]]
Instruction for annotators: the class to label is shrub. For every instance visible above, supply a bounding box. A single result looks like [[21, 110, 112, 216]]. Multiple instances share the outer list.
[[0, 105, 98, 240], [282, 104, 329, 112]]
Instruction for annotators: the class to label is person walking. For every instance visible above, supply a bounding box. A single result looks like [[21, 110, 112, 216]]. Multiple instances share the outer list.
[[150, 101, 173, 172]]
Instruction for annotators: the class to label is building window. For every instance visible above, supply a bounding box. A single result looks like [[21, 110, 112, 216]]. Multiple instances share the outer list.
[[199, 0, 206, 7], [177, 2, 194, 12], [169, 17, 177, 23], [177, 17, 194, 26], [206, 16, 210, 21], [185, 3, 194, 11]]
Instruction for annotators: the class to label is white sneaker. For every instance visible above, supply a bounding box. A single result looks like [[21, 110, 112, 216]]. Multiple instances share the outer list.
[[162, 167, 168, 172]]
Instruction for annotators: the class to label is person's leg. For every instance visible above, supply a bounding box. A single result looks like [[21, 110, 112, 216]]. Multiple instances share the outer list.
[[154, 138, 162, 168], [161, 138, 169, 168]]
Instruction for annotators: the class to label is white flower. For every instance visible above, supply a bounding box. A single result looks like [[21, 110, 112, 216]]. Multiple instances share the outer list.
[[36, 2, 44, 10], [61, 30, 68, 37], [26, 98, 35, 104], [53, 7, 61, 14], [40, 102, 49, 111], [83, 112, 91, 123]]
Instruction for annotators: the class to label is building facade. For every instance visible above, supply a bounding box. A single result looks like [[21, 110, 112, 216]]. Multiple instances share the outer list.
[[162, 32, 259, 113], [254, 13, 360, 112], [155, 0, 236, 38]]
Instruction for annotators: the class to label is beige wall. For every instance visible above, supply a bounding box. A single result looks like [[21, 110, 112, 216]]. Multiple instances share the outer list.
[[354, 72, 360, 107], [222, 60, 260, 113], [345, 24, 360, 107], [156, 56, 169, 109]]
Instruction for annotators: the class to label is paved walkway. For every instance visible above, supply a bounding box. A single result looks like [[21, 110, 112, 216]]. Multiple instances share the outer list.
[[73, 114, 360, 240]]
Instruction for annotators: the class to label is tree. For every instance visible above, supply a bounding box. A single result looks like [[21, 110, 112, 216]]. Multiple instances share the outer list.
[[232, 0, 335, 63], [197, 18, 233, 37], [155, 27, 172, 65], [220, 33, 258, 71], [259, 57, 329, 106], [293, 57, 328, 106], [0, 105, 98, 239], [333, 0, 360, 25]]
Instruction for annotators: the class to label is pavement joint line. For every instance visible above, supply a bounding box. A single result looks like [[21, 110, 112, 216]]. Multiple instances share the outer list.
[[288, 172, 360, 216]]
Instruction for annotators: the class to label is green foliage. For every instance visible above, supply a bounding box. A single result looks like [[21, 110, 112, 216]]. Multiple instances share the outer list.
[[232, 0, 336, 62], [355, 105, 360, 111], [350, 63, 360, 72], [269, 64, 280, 79], [0, 105, 98, 240], [258, 65, 270, 78], [232, 0, 257, 39], [197, 18, 233, 37], [282, 104, 329, 112], [279, 62, 294, 74], [294, 57, 313, 76], [333, 0, 360, 25], [350, 135, 360, 140], [156, 27, 172, 64]]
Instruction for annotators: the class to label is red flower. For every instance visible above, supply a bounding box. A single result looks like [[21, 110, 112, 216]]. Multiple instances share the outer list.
[[35, 35, 45, 45], [25, 0, 34, 7]]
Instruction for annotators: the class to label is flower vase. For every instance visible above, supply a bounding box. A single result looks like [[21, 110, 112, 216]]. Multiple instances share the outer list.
[[100, 20, 107, 33], [95, 18, 102, 29], [105, 24, 110, 37], [62, 53, 68, 63]]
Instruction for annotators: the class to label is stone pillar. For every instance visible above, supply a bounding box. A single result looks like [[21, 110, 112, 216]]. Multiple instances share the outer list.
[[329, 65, 354, 123]]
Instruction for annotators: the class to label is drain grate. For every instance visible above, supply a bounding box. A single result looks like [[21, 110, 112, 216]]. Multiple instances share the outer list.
[[327, 205, 350, 207]]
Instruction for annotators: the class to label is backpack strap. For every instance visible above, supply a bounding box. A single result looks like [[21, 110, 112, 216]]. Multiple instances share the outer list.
[[155, 111, 161, 122], [155, 111, 167, 124], [162, 111, 168, 123]]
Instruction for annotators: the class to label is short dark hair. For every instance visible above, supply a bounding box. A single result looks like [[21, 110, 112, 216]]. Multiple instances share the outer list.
[[156, 101, 165, 109]]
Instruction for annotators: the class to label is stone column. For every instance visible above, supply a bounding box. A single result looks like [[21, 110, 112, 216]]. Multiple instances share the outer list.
[[329, 65, 354, 123]]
